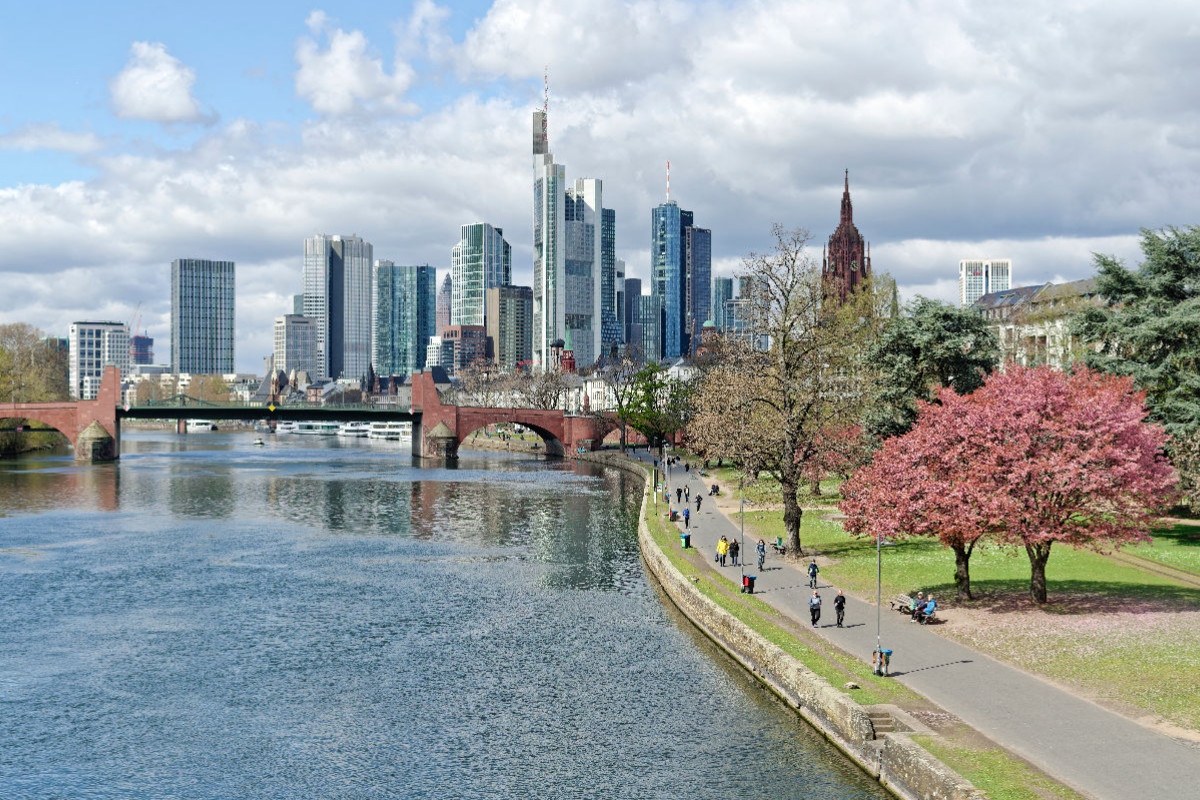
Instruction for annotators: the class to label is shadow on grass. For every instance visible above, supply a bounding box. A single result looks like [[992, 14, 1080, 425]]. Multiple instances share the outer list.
[[923, 579, 1200, 616], [1151, 524, 1200, 546]]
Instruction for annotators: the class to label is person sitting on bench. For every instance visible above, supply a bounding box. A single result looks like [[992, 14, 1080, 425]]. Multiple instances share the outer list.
[[915, 595, 937, 624], [909, 592, 925, 620]]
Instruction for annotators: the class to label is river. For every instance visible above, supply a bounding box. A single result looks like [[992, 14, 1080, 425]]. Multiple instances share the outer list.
[[0, 430, 888, 799]]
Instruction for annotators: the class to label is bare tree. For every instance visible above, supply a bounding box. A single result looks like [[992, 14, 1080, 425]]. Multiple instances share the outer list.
[[512, 365, 569, 410], [599, 355, 640, 452], [688, 225, 888, 556]]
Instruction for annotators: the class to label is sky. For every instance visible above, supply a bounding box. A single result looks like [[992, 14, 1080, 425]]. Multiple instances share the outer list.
[[2, 0, 1198, 373]]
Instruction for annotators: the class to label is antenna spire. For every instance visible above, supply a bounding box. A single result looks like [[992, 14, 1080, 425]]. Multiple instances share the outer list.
[[541, 66, 549, 147]]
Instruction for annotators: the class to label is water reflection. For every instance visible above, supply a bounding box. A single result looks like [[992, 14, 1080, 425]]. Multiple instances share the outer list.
[[0, 430, 889, 800]]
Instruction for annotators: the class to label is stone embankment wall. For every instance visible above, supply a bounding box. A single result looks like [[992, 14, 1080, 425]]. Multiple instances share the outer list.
[[579, 451, 986, 800]]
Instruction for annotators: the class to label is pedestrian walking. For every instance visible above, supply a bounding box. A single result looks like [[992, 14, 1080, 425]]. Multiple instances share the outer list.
[[807, 559, 819, 589], [834, 590, 846, 627], [756, 539, 766, 571], [684, 485, 690, 501], [695, 495, 702, 511], [717, 536, 729, 566], [676, 487, 683, 503], [682, 507, 690, 529], [729, 539, 740, 566], [809, 590, 822, 628]]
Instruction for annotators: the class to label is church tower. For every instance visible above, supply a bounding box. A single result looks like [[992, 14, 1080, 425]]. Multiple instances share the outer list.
[[822, 170, 871, 305]]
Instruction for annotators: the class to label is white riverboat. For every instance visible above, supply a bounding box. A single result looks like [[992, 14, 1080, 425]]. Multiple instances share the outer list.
[[295, 421, 340, 435], [275, 421, 299, 434], [367, 421, 412, 441], [185, 419, 217, 433], [337, 422, 372, 438]]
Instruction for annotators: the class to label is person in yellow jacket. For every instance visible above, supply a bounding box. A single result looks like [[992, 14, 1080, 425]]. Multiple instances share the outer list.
[[716, 535, 729, 566]]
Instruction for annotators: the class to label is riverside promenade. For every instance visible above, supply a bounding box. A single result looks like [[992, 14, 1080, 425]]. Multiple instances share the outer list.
[[646, 454, 1200, 800]]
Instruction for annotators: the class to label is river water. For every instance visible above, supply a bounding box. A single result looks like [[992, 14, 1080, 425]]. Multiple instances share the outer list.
[[0, 431, 887, 799]]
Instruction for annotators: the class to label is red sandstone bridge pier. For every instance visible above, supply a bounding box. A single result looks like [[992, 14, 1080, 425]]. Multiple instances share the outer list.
[[0, 367, 615, 463]]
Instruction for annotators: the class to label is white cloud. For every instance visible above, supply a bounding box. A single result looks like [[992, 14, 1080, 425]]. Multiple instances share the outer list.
[[0, 124, 104, 154], [295, 12, 416, 115], [110, 41, 206, 123], [5, 0, 1200, 371]]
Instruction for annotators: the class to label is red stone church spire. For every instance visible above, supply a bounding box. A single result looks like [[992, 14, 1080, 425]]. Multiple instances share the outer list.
[[823, 170, 871, 306]]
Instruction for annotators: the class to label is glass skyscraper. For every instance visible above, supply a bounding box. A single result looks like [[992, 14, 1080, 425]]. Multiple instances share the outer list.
[[685, 226, 712, 355], [959, 259, 1012, 307], [170, 258, 235, 375], [486, 285, 533, 370], [373, 261, 435, 378], [636, 294, 662, 364], [451, 223, 511, 328], [711, 276, 733, 331], [532, 110, 612, 371], [651, 201, 708, 358], [273, 314, 316, 376], [303, 234, 373, 381], [69, 321, 130, 400], [623, 277, 642, 347]]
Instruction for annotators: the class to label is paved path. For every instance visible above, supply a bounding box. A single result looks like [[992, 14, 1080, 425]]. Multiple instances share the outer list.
[[649, 457, 1200, 800]]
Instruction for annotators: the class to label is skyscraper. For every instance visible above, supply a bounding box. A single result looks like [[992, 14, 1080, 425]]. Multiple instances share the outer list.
[[69, 321, 129, 400], [532, 108, 611, 370], [451, 223, 511, 328], [959, 259, 1012, 307], [711, 276, 733, 331], [614, 259, 626, 351], [636, 294, 662, 364], [651, 200, 708, 358], [486, 285, 533, 370], [436, 273, 452, 334], [823, 170, 871, 306], [599, 207, 621, 356], [274, 314, 316, 377], [170, 258, 235, 374], [623, 277, 642, 347], [303, 234, 373, 381], [373, 262, 436, 378], [685, 226, 711, 355]]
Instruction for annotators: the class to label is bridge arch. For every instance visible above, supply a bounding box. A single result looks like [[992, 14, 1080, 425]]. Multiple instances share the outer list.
[[456, 410, 566, 457]]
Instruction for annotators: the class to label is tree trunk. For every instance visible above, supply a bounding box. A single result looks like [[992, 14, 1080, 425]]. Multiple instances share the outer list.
[[809, 475, 822, 496], [1026, 541, 1053, 604], [619, 423, 627, 454], [781, 476, 804, 556], [951, 542, 974, 601]]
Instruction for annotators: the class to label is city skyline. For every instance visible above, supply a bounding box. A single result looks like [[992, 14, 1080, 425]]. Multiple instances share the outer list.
[[1, 1, 1190, 372]]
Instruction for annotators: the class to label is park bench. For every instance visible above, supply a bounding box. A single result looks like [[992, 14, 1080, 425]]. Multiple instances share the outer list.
[[889, 593, 939, 624]]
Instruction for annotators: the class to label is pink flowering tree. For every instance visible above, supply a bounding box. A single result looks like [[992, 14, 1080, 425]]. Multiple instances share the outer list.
[[842, 365, 1177, 604]]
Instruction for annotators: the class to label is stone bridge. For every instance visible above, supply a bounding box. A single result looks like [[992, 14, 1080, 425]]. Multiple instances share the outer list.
[[410, 371, 616, 459], [0, 365, 121, 461]]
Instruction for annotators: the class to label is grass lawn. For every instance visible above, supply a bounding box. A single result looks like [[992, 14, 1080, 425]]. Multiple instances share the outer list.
[[640, 483, 1085, 798], [1128, 522, 1200, 574], [737, 508, 1200, 731], [706, 466, 845, 506]]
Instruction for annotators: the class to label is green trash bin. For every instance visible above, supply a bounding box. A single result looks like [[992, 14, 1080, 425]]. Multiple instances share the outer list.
[[680, 533, 691, 549]]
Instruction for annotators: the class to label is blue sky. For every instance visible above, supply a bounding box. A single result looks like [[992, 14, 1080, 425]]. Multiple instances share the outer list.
[[2, 0, 1197, 372]]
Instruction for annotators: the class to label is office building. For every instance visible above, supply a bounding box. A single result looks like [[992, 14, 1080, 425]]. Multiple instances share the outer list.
[[623, 277, 642, 347], [486, 285, 533, 370], [425, 335, 452, 374], [711, 276, 733, 332], [293, 294, 304, 316], [823, 170, 872, 306], [440, 325, 489, 377], [303, 234, 373, 381], [532, 108, 611, 371], [171, 258, 235, 374], [69, 321, 130, 400], [599, 208, 621, 356], [373, 261, 436, 378], [959, 258, 1012, 307], [685, 226, 711, 353], [451, 223, 511, 328], [274, 314, 316, 376], [614, 259, 626, 350], [651, 199, 709, 357], [436, 273, 452, 333], [636, 294, 662, 363], [130, 334, 154, 365]]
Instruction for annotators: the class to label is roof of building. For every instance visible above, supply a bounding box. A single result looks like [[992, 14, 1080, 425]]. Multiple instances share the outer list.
[[973, 284, 1046, 312]]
